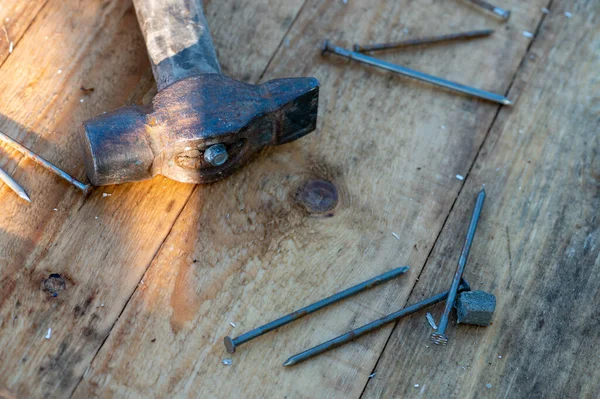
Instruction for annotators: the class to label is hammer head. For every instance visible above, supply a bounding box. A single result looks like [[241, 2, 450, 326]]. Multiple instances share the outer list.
[[81, 74, 319, 186]]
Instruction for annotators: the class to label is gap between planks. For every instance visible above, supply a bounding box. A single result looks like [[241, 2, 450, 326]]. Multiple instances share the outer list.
[[358, 1, 554, 396], [71, 186, 196, 395], [257, 0, 310, 83]]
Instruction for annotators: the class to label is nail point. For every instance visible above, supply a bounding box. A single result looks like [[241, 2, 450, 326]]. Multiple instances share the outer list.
[[283, 358, 295, 367], [20, 192, 32, 202], [321, 40, 331, 55], [498, 10, 511, 20]]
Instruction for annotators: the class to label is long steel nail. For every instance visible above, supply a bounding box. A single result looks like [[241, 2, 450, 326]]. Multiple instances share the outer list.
[[0, 166, 31, 202], [431, 188, 485, 345], [353, 29, 494, 53], [224, 266, 410, 353], [0, 130, 92, 196], [465, 0, 511, 20], [321, 41, 512, 105], [283, 279, 471, 367]]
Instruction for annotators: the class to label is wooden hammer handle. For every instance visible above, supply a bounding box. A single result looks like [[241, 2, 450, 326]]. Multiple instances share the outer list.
[[132, 0, 222, 91]]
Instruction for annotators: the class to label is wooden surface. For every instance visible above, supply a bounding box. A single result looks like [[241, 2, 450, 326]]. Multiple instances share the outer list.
[[0, 0, 597, 398], [0, 1, 47, 66], [363, 1, 600, 397]]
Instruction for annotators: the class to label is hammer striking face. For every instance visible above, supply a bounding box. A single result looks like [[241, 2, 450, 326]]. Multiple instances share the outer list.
[[81, 0, 319, 186]]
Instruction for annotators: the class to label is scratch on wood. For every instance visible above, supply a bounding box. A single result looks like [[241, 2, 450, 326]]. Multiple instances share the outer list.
[[505, 226, 513, 289], [2, 25, 9, 46], [503, 368, 519, 399]]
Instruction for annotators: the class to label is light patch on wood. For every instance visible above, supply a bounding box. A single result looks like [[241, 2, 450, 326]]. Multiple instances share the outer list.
[[169, 260, 201, 333]]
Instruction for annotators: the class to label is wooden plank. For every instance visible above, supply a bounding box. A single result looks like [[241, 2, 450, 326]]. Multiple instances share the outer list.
[[0, 1, 47, 66], [0, 0, 307, 397], [73, 1, 550, 397], [362, 1, 600, 398]]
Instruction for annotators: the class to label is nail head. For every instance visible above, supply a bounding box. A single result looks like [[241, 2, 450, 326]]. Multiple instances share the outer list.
[[224, 336, 236, 353]]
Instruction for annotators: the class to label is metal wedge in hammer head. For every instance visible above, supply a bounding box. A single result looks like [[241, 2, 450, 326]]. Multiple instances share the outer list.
[[81, 0, 319, 186]]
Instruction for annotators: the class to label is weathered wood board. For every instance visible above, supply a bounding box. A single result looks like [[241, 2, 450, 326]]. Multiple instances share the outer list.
[[363, 1, 600, 397], [0, 0, 597, 398], [72, 0, 551, 398], [0, 0, 306, 397], [0, 1, 47, 66]]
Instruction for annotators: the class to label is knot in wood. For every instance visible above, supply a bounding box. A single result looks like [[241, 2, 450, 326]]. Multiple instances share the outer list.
[[43, 273, 66, 296], [295, 179, 339, 216]]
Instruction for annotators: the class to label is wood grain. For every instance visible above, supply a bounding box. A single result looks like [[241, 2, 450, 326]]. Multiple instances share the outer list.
[[73, 1, 551, 398], [0, 1, 47, 66], [363, 1, 600, 398], [0, 0, 307, 397]]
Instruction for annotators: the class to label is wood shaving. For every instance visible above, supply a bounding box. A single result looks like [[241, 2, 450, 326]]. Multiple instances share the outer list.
[[80, 86, 95, 94]]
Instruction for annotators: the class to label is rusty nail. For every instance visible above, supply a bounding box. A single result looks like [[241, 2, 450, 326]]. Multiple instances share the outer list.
[[321, 40, 512, 105], [224, 266, 410, 353], [431, 188, 485, 345], [353, 29, 494, 53], [0, 129, 91, 195], [283, 279, 471, 367]]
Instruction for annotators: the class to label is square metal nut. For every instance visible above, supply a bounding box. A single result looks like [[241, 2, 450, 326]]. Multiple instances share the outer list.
[[455, 290, 496, 326]]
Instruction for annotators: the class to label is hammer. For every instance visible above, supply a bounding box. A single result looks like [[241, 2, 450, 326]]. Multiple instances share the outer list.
[[81, 0, 319, 186]]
